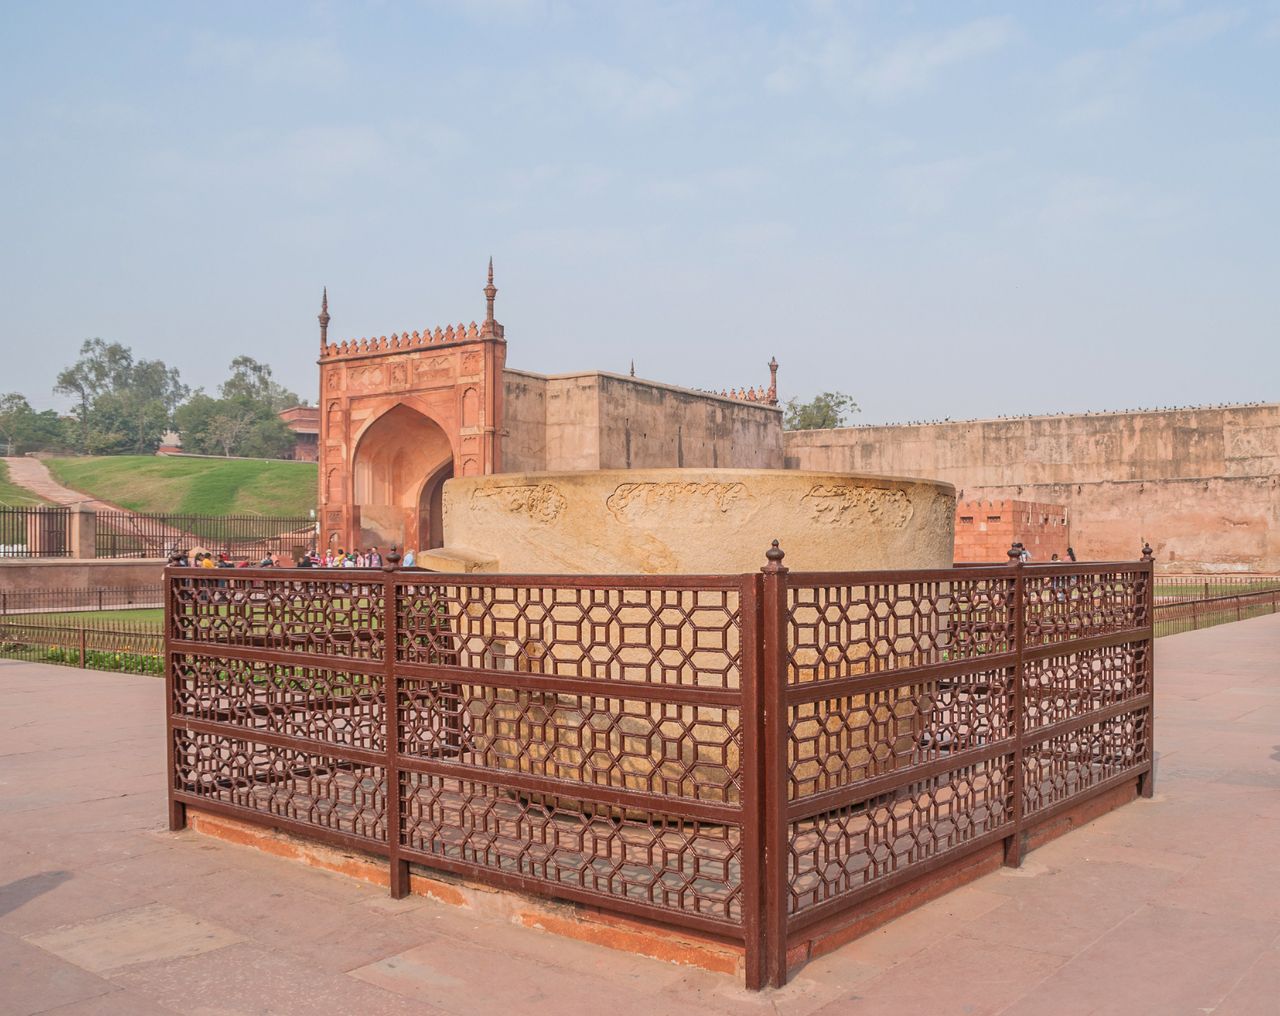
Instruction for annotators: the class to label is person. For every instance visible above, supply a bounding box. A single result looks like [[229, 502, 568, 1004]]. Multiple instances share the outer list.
[[402, 548, 416, 568], [1050, 553, 1060, 562], [1066, 546, 1077, 562], [217, 552, 234, 568], [1018, 542, 1031, 563], [258, 553, 275, 568], [369, 546, 382, 568], [297, 551, 314, 568], [200, 553, 216, 569]]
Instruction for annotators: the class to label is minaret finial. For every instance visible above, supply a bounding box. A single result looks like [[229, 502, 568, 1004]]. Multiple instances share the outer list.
[[767, 356, 779, 405], [480, 257, 503, 337], [630, 359, 636, 377], [318, 287, 331, 353]]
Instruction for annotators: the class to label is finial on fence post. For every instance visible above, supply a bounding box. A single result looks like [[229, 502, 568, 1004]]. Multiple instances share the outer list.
[[318, 287, 330, 352], [383, 546, 402, 572], [1141, 542, 1154, 562], [763, 539, 787, 573]]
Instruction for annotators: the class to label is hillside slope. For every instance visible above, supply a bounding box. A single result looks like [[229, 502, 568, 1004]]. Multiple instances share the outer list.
[[0, 461, 51, 507], [46, 456, 317, 516]]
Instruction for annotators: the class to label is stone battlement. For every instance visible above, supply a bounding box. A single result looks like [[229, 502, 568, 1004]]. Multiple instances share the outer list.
[[321, 321, 494, 360]]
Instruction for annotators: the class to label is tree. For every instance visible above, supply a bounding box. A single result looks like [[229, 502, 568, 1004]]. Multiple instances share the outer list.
[[783, 392, 859, 430], [172, 358, 301, 459], [220, 356, 303, 413], [207, 410, 256, 457], [0, 393, 32, 456], [0, 393, 72, 455], [54, 339, 187, 454]]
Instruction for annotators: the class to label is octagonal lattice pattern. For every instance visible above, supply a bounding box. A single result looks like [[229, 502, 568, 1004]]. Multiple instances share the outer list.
[[396, 581, 741, 688], [172, 652, 384, 752], [1023, 710, 1150, 815], [1023, 643, 1149, 731], [1023, 568, 1148, 647], [787, 577, 1015, 685], [170, 574, 385, 659], [399, 680, 742, 803], [173, 728, 387, 842], [789, 666, 1013, 800], [788, 755, 1012, 915], [401, 770, 742, 924]]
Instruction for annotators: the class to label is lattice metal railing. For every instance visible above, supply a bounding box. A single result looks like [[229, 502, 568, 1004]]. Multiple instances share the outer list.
[[164, 548, 1154, 990]]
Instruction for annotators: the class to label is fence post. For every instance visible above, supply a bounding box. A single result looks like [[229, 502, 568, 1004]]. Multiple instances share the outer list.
[[759, 541, 790, 988], [78, 627, 87, 668], [163, 557, 186, 831], [1138, 543, 1156, 799], [383, 547, 410, 899], [740, 568, 767, 991], [1004, 543, 1027, 867]]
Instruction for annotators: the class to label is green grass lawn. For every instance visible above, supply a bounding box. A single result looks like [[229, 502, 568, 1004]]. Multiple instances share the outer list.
[[1154, 578, 1280, 600], [46, 456, 317, 516], [15, 607, 165, 625], [0, 461, 50, 507]]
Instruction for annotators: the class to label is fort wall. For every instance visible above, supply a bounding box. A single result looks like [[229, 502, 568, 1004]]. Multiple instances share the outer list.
[[502, 370, 784, 473], [785, 405, 1280, 571]]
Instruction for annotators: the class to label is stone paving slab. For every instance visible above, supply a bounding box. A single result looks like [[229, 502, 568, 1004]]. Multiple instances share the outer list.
[[1, 615, 1279, 1015]]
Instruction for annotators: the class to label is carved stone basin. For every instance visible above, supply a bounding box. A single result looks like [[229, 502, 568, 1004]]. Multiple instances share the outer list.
[[434, 468, 956, 816], [439, 468, 956, 574]]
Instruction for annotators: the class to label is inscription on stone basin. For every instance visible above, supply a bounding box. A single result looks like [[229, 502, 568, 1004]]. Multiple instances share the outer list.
[[605, 481, 751, 521], [471, 484, 567, 523], [801, 484, 913, 528]]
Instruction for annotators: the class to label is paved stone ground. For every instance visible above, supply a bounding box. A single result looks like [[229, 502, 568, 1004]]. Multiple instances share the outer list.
[[2, 616, 1279, 1015]]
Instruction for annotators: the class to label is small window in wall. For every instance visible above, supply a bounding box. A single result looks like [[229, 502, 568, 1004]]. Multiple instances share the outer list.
[[988, 515, 1002, 523], [959, 516, 974, 524]]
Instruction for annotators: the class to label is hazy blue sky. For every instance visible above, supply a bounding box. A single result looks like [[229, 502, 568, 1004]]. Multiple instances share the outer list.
[[2, 1, 1277, 424]]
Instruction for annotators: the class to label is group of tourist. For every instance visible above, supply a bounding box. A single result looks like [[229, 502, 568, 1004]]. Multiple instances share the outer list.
[[293, 547, 421, 568], [302, 547, 386, 568], [168, 546, 423, 569]]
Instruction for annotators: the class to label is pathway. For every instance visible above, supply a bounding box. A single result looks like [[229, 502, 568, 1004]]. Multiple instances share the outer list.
[[0, 457, 118, 512], [2, 616, 1279, 1014]]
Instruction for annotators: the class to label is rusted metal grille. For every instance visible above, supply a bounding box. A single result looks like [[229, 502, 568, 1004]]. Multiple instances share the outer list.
[[165, 554, 1154, 991]]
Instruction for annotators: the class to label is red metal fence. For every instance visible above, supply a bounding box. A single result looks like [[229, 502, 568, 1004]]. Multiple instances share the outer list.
[[164, 549, 1154, 989], [0, 616, 162, 673], [95, 511, 314, 560], [1154, 581, 1280, 637]]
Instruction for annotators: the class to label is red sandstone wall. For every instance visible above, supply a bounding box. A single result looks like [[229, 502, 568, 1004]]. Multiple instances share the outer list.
[[0, 559, 163, 593], [954, 499, 1070, 563]]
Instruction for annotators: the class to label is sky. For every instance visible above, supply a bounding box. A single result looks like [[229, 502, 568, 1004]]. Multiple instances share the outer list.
[[1, 0, 1277, 425]]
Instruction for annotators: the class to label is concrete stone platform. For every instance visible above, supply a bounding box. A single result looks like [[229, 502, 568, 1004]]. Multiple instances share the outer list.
[[3, 615, 1279, 1015]]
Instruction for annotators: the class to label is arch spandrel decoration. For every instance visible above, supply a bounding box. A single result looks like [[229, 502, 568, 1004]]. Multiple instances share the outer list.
[[316, 267, 506, 553]]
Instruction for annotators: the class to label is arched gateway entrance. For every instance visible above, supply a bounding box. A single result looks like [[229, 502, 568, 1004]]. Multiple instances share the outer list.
[[352, 405, 453, 552], [315, 264, 506, 556]]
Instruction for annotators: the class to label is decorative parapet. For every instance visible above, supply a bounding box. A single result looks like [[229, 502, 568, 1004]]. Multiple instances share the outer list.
[[319, 260, 504, 361], [321, 321, 490, 360]]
